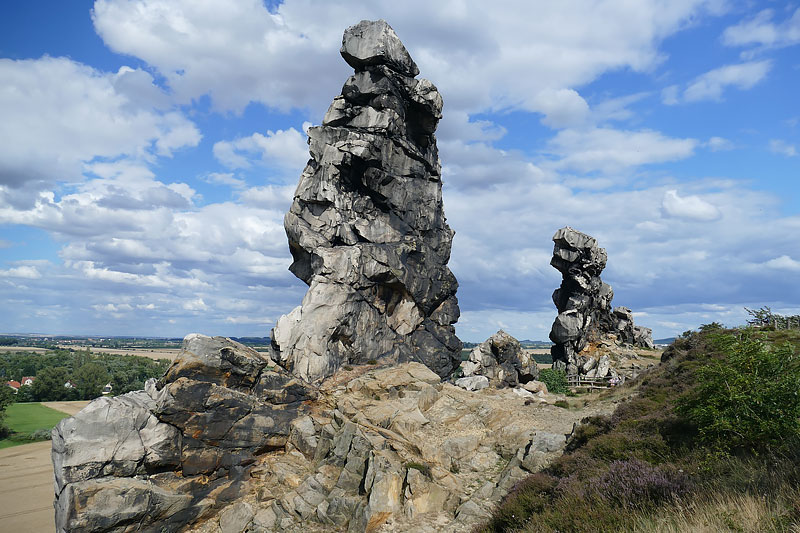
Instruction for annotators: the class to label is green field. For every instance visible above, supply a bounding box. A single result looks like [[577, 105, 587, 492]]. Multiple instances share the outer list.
[[0, 402, 70, 449]]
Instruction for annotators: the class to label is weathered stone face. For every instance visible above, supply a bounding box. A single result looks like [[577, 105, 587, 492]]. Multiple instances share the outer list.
[[272, 19, 461, 383], [52, 335, 315, 533], [548, 226, 653, 375], [458, 330, 539, 388]]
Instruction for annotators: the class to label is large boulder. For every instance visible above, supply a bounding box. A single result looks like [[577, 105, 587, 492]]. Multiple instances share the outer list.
[[52, 335, 315, 533], [458, 330, 538, 387], [271, 19, 461, 383]]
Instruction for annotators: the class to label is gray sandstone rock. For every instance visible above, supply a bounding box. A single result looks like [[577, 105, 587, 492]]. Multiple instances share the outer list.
[[53, 335, 315, 533], [548, 227, 654, 373], [340, 19, 419, 77], [272, 18, 461, 383], [455, 375, 489, 391], [218, 502, 254, 533], [459, 330, 538, 387]]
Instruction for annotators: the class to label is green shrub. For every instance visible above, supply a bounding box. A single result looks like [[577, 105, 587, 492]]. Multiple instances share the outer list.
[[676, 330, 800, 453], [539, 368, 568, 394], [405, 461, 431, 477]]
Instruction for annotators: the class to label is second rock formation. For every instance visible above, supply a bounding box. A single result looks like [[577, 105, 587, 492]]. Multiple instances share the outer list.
[[548, 227, 653, 376]]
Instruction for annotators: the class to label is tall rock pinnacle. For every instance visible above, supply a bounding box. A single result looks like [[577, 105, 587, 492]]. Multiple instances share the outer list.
[[272, 20, 462, 382], [548, 226, 653, 375]]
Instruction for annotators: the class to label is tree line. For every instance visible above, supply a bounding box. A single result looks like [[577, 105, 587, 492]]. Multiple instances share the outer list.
[[1, 349, 170, 402]]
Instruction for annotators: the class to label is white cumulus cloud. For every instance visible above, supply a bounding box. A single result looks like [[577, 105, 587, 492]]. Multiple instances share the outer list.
[[763, 255, 800, 272], [213, 128, 309, 172], [0, 56, 200, 208], [683, 60, 771, 102], [722, 8, 800, 51], [769, 139, 798, 157], [661, 189, 721, 221], [0, 265, 42, 279], [546, 128, 698, 173]]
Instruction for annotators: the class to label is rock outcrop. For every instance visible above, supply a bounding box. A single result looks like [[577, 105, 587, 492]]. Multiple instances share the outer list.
[[548, 227, 653, 376], [52, 335, 315, 533], [271, 19, 461, 383], [457, 330, 539, 388], [53, 343, 591, 533], [177, 362, 577, 533]]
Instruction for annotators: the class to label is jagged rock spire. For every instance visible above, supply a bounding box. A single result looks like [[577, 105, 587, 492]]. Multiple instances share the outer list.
[[271, 19, 462, 382], [548, 226, 653, 375]]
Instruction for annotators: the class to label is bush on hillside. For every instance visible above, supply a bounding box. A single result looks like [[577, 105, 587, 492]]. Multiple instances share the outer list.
[[539, 368, 568, 394], [676, 330, 800, 453]]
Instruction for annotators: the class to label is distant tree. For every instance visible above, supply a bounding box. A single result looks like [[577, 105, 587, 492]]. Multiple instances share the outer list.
[[31, 366, 71, 402], [0, 386, 13, 438], [15, 384, 35, 403], [75, 362, 110, 400]]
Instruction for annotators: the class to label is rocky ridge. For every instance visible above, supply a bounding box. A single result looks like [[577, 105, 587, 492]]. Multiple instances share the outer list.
[[53, 333, 602, 533], [271, 19, 461, 384], [549, 226, 654, 377], [51, 20, 469, 533], [49, 22, 654, 533]]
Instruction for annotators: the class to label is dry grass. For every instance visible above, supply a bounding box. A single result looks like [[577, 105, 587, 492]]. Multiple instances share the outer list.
[[634, 490, 799, 533]]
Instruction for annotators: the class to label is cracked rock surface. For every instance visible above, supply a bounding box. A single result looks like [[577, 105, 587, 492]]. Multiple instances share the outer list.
[[548, 226, 654, 376], [181, 361, 599, 533], [271, 19, 462, 383], [457, 330, 539, 388], [52, 335, 315, 533]]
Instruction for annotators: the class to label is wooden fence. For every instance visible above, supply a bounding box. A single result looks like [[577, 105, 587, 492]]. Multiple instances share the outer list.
[[567, 374, 617, 392]]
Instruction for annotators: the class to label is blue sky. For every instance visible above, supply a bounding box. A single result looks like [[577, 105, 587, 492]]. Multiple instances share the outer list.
[[1, 0, 798, 342]]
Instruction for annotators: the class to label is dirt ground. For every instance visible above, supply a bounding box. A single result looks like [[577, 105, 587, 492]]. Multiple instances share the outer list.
[[0, 401, 88, 532], [0, 441, 56, 532], [41, 401, 90, 416]]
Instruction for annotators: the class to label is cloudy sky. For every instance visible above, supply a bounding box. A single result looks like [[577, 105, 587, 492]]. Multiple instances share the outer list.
[[1, 0, 798, 342]]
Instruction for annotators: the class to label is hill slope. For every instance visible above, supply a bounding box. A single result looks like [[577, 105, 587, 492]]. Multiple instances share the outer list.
[[479, 326, 800, 532]]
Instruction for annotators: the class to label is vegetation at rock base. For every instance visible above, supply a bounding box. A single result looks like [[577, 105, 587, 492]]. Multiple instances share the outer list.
[[405, 461, 432, 477], [477, 326, 800, 532], [538, 368, 568, 395]]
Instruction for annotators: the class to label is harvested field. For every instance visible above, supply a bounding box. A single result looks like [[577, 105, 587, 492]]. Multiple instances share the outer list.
[[0, 344, 179, 361], [60, 346, 179, 361], [0, 346, 49, 353], [0, 441, 56, 532], [0, 402, 87, 532], [41, 400, 90, 417]]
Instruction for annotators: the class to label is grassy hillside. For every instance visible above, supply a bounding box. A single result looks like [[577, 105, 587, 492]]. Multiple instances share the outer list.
[[478, 326, 800, 532]]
